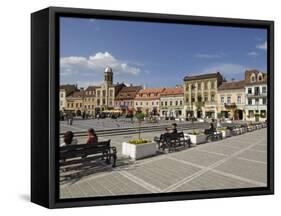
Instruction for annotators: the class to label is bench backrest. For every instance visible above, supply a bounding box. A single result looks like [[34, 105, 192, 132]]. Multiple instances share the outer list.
[[161, 132, 184, 141], [60, 140, 111, 160]]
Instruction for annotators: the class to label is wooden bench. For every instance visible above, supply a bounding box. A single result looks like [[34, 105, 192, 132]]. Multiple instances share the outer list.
[[204, 129, 222, 141], [154, 132, 190, 152], [60, 140, 117, 169]]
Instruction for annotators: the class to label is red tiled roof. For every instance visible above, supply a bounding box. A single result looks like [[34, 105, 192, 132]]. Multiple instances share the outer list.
[[218, 80, 245, 90], [135, 88, 165, 100], [115, 86, 142, 100], [160, 87, 184, 96]]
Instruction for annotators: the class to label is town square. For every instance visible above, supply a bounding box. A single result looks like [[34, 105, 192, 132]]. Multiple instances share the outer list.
[[58, 17, 268, 199], [59, 67, 268, 198]]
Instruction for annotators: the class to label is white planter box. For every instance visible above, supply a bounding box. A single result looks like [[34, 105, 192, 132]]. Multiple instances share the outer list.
[[218, 130, 231, 138], [188, 134, 207, 144], [122, 141, 157, 160]]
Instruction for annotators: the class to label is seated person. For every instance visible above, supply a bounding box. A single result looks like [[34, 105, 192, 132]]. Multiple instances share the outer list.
[[86, 128, 98, 145], [61, 131, 77, 146], [171, 123, 178, 134]]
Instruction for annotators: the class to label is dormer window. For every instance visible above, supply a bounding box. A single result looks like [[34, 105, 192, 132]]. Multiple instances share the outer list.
[[251, 74, 256, 82], [258, 73, 263, 81]]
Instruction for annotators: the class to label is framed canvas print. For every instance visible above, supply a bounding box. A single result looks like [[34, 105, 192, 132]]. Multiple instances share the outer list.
[[31, 6, 274, 208]]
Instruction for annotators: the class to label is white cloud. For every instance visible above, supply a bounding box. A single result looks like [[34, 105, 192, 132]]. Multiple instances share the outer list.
[[194, 53, 222, 59], [248, 51, 258, 57], [60, 52, 141, 76], [256, 41, 267, 50]]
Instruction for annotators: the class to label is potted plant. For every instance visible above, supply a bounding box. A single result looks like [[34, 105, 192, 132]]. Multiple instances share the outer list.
[[187, 130, 207, 145], [122, 112, 157, 160], [216, 127, 231, 138], [122, 139, 157, 160]]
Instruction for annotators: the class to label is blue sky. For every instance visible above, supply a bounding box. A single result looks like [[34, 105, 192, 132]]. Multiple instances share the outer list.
[[60, 17, 267, 88]]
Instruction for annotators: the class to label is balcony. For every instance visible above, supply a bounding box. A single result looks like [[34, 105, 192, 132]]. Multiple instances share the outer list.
[[246, 92, 267, 97]]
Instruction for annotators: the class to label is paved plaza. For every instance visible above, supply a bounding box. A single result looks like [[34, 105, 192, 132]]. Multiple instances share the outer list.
[[60, 127, 267, 199]]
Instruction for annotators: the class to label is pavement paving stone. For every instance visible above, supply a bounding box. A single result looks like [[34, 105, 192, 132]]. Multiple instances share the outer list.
[[214, 157, 267, 183], [169, 149, 226, 167], [171, 170, 258, 192], [125, 158, 201, 190]]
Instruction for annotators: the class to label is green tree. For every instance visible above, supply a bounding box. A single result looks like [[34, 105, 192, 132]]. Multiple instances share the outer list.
[[135, 112, 145, 140]]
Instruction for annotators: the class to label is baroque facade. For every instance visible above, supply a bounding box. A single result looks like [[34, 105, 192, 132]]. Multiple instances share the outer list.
[[244, 70, 267, 122], [134, 88, 166, 115], [183, 72, 223, 119], [217, 80, 245, 120], [159, 87, 184, 118]]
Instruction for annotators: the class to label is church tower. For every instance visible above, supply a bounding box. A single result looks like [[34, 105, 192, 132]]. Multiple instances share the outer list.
[[104, 66, 113, 86]]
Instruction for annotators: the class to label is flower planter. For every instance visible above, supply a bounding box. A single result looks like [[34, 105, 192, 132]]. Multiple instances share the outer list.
[[218, 129, 231, 138], [122, 141, 157, 160], [188, 134, 207, 144]]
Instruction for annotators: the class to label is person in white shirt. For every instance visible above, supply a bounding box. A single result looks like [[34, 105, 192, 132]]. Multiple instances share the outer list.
[[60, 131, 78, 147]]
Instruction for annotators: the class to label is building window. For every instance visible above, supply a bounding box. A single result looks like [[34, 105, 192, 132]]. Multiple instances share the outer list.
[[180, 100, 183, 106], [97, 90, 100, 97], [136, 102, 138, 106], [102, 90, 106, 97], [258, 74, 263, 81], [221, 96, 224, 104], [204, 94, 208, 102], [152, 102, 154, 106], [165, 101, 167, 106], [262, 98, 267, 105], [237, 96, 241, 104], [255, 98, 259, 105], [109, 90, 113, 97], [170, 101, 172, 106], [227, 96, 231, 104], [262, 86, 267, 94], [102, 99, 105, 105], [254, 87, 260, 95], [161, 101, 163, 106], [251, 74, 256, 82], [248, 88, 252, 94], [197, 83, 201, 89], [156, 101, 158, 105], [191, 96, 195, 103], [175, 101, 178, 106], [211, 95, 215, 102], [186, 97, 189, 103], [211, 81, 215, 89], [249, 110, 254, 118], [97, 99, 100, 106], [260, 110, 266, 118]]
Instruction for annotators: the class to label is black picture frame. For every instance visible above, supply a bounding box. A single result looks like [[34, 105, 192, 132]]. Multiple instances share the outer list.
[[31, 6, 274, 208]]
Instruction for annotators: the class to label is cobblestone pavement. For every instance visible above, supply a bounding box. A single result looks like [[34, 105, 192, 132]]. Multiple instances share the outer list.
[[60, 128, 267, 199]]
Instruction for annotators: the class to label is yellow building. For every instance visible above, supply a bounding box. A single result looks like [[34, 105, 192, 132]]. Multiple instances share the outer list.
[[59, 84, 76, 111], [84, 86, 97, 116], [94, 66, 125, 114], [183, 72, 223, 119], [217, 80, 245, 120], [134, 88, 166, 115], [65, 88, 85, 116]]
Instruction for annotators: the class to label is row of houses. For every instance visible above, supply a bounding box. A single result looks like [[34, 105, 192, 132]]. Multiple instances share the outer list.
[[60, 67, 267, 121]]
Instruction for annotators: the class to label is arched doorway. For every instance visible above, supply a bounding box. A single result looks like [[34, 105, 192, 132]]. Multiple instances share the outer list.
[[76, 109, 82, 116], [235, 109, 243, 120]]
